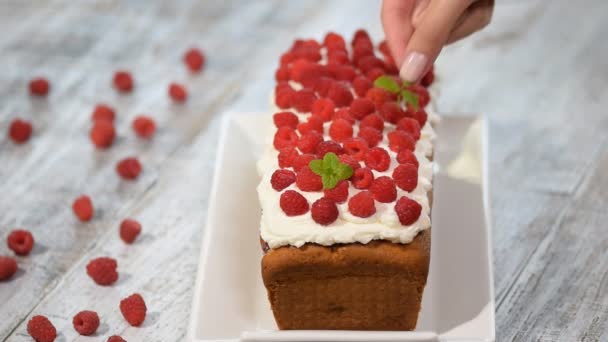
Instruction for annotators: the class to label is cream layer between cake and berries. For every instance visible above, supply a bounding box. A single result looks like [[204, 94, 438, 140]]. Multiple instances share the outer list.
[[257, 31, 436, 249]]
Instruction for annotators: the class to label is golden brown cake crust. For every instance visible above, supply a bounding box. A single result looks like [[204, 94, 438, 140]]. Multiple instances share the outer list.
[[261, 229, 430, 330]]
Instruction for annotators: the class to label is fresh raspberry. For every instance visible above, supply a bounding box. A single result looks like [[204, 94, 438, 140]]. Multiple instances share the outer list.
[[275, 66, 290, 82], [366, 68, 385, 82], [169, 82, 188, 102], [273, 127, 298, 149], [358, 126, 383, 147], [327, 49, 349, 64], [327, 82, 353, 107], [184, 47, 205, 72], [107, 336, 127, 342], [72, 310, 100, 336], [410, 108, 428, 127], [316, 140, 344, 158], [72, 195, 94, 222], [90, 120, 115, 149], [116, 157, 142, 180], [86, 257, 118, 286], [338, 154, 361, 171], [280, 190, 309, 216], [395, 196, 422, 225], [113, 70, 133, 93], [292, 154, 316, 172], [370, 176, 397, 203], [311, 197, 339, 225], [393, 164, 419, 192], [92, 104, 115, 123], [275, 84, 294, 109], [8, 119, 32, 144], [297, 132, 323, 154], [0, 256, 17, 281], [130, 115, 156, 139], [271, 169, 296, 191], [293, 46, 322, 63], [357, 56, 386, 73], [349, 98, 375, 120], [313, 77, 335, 97], [289, 60, 322, 85], [379, 102, 406, 124], [29, 77, 50, 96], [27, 315, 56, 342], [378, 40, 391, 58], [365, 147, 391, 171], [331, 64, 356, 82], [280, 52, 296, 66], [351, 167, 374, 189], [388, 130, 416, 152], [292, 88, 317, 113], [348, 191, 376, 218], [329, 118, 353, 142], [7, 229, 34, 256], [296, 166, 323, 191], [343, 138, 369, 160], [352, 29, 372, 47], [383, 54, 399, 74], [297, 115, 324, 135], [311, 98, 335, 122], [396, 117, 421, 140], [352, 44, 374, 65], [332, 108, 356, 124], [365, 87, 395, 108], [421, 66, 435, 87], [352, 76, 372, 97], [323, 180, 349, 204], [408, 84, 430, 108], [323, 32, 346, 50], [273, 111, 299, 129], [120, 293, 147, 327], [360, 113, 384, 132], [120, 219, 142, 244], [397, 150, 419, 168], [277, 147, 299, 168]]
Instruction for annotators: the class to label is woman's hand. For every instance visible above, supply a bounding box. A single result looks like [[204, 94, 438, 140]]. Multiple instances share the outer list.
[[381, 0, 494, 82]]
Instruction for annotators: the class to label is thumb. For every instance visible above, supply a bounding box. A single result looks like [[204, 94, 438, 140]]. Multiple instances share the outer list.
[[400, 0, 473, 82]]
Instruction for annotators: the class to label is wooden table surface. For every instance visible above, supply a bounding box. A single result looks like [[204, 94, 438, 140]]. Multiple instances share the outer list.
[[0, 1, 606, 341]]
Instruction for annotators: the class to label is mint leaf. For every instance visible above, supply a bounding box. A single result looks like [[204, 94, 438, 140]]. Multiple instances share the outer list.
[[401, 89, 419, 111], [307, 152, 354, 189], [309, 160, 324, 175], [374, 75, 400, 93], [324, 152, 340, 169], [335, 163, 354, 180], [322, 174, 339, 190]]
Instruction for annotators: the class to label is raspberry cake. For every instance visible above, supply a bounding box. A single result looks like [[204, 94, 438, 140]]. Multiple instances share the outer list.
[[257, 30, 436, 331]]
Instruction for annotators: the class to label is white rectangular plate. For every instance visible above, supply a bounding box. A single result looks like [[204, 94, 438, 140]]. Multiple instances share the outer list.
[[188, 113, 495, 342]]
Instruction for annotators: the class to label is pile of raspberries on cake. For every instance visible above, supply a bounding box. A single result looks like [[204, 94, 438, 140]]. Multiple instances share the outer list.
[[269, 30, 434, 227], [1, 47, 206, 342]]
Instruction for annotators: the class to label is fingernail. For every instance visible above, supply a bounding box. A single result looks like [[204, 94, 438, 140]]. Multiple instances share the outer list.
[[400, 52, 428, 83]]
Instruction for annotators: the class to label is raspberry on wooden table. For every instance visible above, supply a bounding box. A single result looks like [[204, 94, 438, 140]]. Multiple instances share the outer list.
[[120, 219, 142, 244], [311, 197, 339, 225], [90, 120, 115, 149], [348, 191, 376, 218], [72, 310, 100, 336], [395, 196, 423, 225], [370, 176, 397, 203], [365, 147, 391, 172], [0, 256, 18, 281], [86, 257, 118, 286], [120, 293, 147, 327], [8, 118, 33, 144], [92, 104, 116, 123], [113, 70, 134, 93], [169, 82, 188, 102], [184, 47, 206, 72], [27, 315, 56, 342], [280, 190, 310, 216], [72, 195, 94, 222], [132, 115, 156, 139], [7, 229, 34, 256], [323, 180, 349, 203], [273, 111, 299, 129], [393, 164, 419, 192], [397, 150, 419, 168], [352, 167, 374, 189], [29, 77, 50, 96], [271, 169, 296, 191], [116, 157, 142, 180], [107, 336, 127, 342]]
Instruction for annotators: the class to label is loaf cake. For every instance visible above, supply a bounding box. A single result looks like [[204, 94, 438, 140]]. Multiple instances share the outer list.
[[257, 30, 436, 331]]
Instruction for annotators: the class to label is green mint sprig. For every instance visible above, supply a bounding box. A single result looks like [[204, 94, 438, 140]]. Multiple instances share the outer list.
[[374, 75, 419, 110], [309, 152, 353, 190]]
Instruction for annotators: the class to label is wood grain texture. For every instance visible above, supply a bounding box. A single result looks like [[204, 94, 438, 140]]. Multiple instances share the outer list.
[[0, 0, 606, 341]]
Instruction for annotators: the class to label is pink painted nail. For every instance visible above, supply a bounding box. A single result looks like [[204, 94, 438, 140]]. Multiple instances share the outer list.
[[400, 52, 428, 83]]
